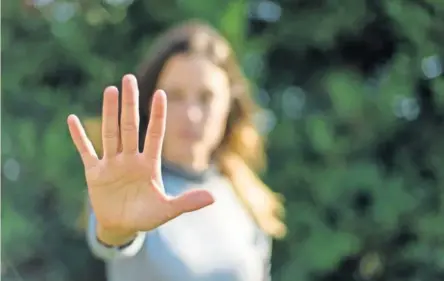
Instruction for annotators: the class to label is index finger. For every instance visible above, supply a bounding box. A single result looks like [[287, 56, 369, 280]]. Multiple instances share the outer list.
[[143, 90, 167, 162]]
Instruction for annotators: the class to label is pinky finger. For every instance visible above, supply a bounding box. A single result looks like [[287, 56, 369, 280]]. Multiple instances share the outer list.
[[67, 114, 99, 169]]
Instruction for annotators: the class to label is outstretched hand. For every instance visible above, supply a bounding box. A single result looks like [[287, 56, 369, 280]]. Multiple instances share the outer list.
[[67, 74, 214, 242]]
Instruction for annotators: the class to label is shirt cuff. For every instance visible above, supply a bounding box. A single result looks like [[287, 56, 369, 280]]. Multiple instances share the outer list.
[[87, 212, 146, 260]]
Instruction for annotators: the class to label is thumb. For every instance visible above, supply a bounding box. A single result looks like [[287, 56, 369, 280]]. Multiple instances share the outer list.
[[169, 189, 215, 216]]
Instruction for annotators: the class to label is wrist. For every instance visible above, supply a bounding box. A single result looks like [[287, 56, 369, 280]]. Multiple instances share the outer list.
[[96, 224, 137, 247]]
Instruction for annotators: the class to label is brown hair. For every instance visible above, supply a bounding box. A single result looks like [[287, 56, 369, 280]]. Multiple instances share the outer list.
[[82, 19, 286, 239]]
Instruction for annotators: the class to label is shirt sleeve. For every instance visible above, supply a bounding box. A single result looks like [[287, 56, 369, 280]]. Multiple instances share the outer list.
[[262, 237, 273, 281], [255, 228, 273, 281], [86, 202, 146, 260]]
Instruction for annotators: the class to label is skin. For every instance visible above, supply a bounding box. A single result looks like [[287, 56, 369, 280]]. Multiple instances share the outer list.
[[157, 53, 231, 172], [67, 54, 232, 246]]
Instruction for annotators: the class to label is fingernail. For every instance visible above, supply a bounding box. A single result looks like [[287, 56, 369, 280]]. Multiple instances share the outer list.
[[197, 192, 214, 205], [124, 74, 136, 83]]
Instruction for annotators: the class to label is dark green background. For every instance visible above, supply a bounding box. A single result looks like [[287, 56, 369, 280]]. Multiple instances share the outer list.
[[2, 0, 444, 280]]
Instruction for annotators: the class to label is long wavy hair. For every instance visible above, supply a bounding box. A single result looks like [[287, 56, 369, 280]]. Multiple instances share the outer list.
[[82, 20, 286, 239]]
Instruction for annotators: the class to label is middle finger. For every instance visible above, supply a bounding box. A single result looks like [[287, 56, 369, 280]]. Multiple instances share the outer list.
[[120, 74, 140, 154]]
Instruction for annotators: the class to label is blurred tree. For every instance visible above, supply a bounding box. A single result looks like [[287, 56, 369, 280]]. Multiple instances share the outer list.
[[2, 0, 444, 280], [251, 0, 444, 280]]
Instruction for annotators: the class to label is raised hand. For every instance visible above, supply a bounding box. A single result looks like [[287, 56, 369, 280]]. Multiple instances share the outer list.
[[67, 74, 214, 244]]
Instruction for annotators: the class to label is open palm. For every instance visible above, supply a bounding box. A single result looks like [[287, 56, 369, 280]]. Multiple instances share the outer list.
[[67, 74, 214, 237]]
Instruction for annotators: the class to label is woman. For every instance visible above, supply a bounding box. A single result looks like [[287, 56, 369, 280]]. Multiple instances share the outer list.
[[68, 20, 286, 281]]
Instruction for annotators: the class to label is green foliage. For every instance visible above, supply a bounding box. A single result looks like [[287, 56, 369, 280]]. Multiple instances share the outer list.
[[2, 0, 444, 280]]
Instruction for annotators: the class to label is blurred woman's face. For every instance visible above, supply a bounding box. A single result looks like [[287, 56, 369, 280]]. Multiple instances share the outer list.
[[155, 53, 231, 170]]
